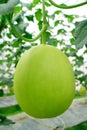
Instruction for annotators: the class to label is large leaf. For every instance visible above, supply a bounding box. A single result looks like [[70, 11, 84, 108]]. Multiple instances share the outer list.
[[0, 0, 19, 15], [74, 20, 87, 49], [0, 0, 8, 4]]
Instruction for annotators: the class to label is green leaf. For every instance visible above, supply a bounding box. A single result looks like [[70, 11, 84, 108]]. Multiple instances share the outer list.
[[75, 70, 83, 76], [54, 10, 62, 15], [70, 38, 75, 45], [54, 20, 59, 27], [33, 0, 40, 6], [12, 40, 20, 47], [38, 20, 42, 30], [14, 6, 22, 14], [45, 1, 51, 7], [35, 9, 42, 21], [23, 32, 32, 39], [64, 14, 75, 23], [7, 33, 12, 38], [47, 38, 58, 46], [15, 15, 23, 23], [0, 42, 7, 49], [46, 31, 51, 39], [75, 56, 84, 67], [57, 29, 66, 35], [0, 114, 15, 125], [74, 20, 87, 49], [71, 29, 75, 36], [26, 15, 34, 22], [0, 0, 19, 15]]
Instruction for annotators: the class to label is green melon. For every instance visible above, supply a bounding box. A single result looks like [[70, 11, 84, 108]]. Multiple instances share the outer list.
[[14, 44, 75, 118]]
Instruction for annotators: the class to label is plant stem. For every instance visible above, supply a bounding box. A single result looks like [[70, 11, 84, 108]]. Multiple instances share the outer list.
[[6, 17, 47, 42], [42, 0, 47, 44], [49, 0, 87, 9]]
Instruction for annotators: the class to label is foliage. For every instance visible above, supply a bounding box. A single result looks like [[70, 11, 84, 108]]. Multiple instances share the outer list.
[[0, 89, 4, 97], [0, 105, 21, 116], [74, 20, 87, 49], [0, 114, 15, 125], [66, 121, 87, 130], [0, 0, 19, 15], [0, 0, 87, 89]]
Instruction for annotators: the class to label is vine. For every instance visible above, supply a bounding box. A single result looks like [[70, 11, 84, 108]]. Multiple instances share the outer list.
[[7, 17, 47, 42], [48, 0, 87, 9], [5, 0, 87, 43], [6, 0, 48, 43], [42, 0, 47, 44]]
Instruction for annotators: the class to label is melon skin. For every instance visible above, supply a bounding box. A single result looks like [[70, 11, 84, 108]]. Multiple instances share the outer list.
[[14, 44, 75, 118]]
